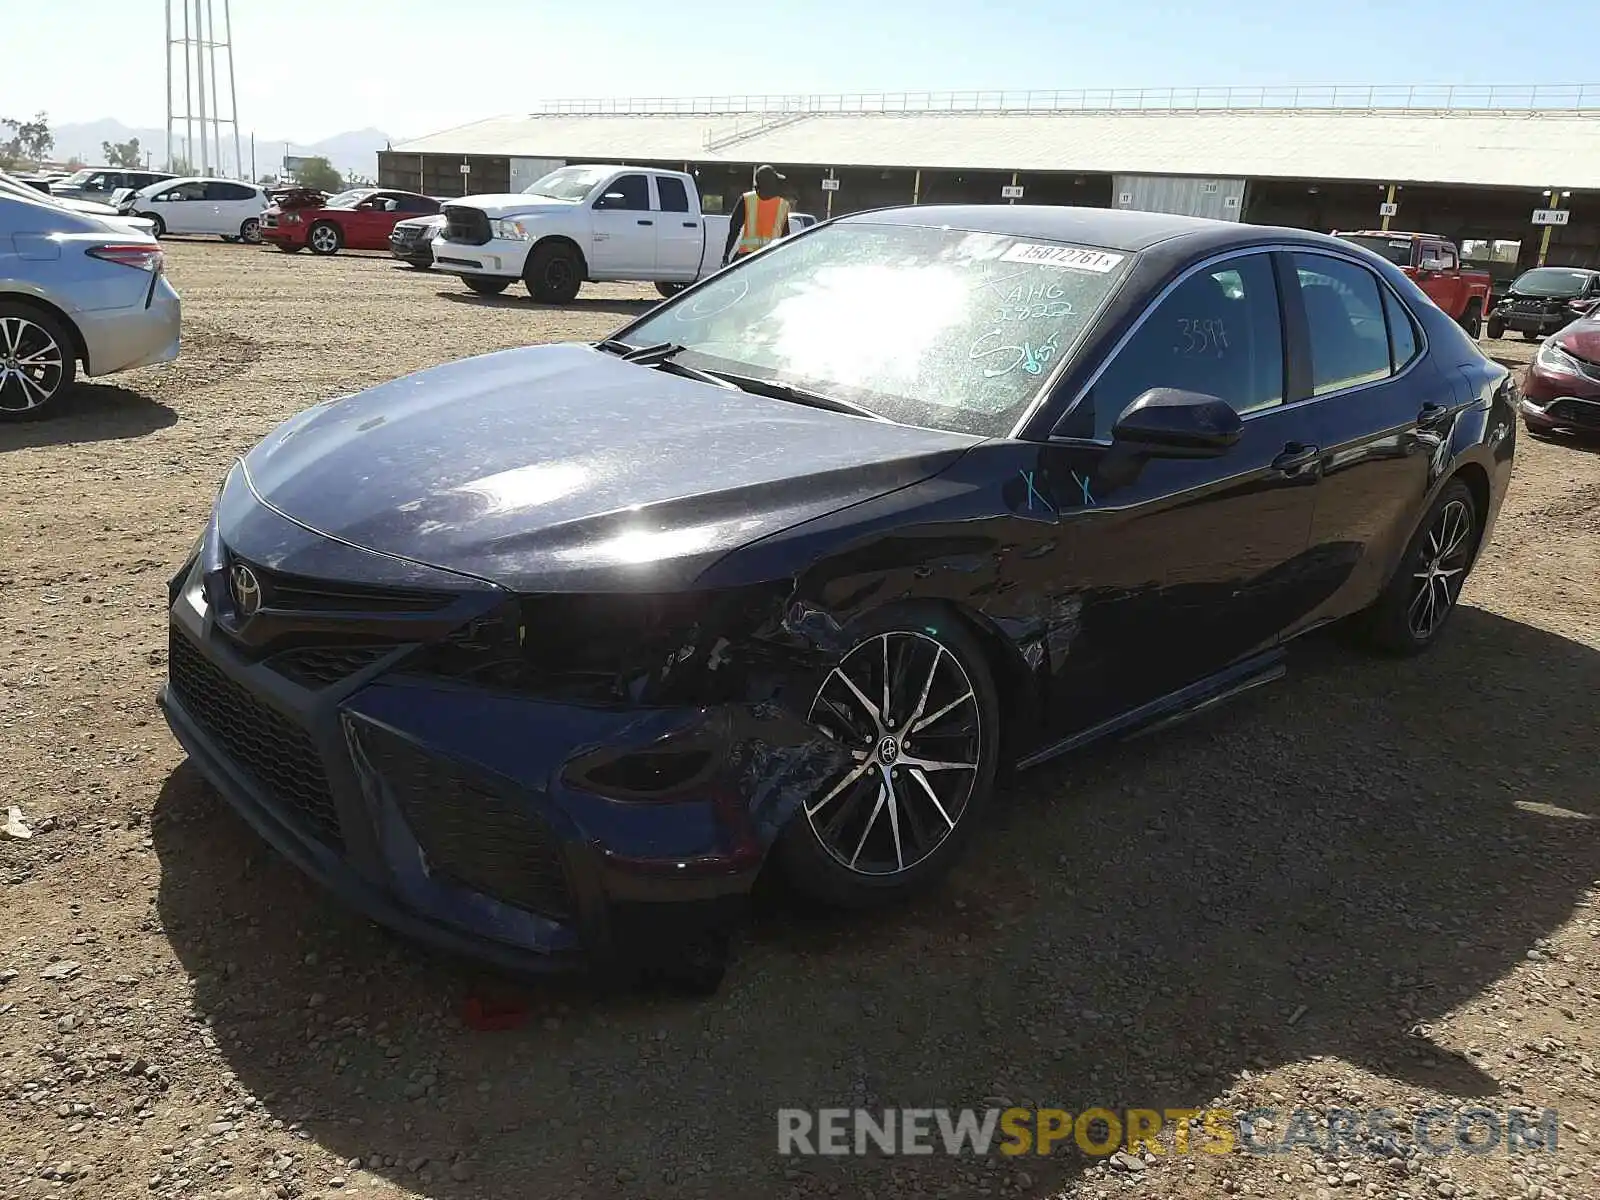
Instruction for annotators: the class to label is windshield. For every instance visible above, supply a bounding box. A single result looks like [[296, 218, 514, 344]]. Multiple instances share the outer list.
[[324, 188, 374, 209], [1512, 268, 1591, 297], [60, 169, 97, 186], [1339, 235, 1414, 267], [521, 166, 610, 201], [616, 222, 1132, 437]]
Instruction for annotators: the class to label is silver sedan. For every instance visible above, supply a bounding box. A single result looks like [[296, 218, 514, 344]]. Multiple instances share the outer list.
[[0, 191, 181, 419]]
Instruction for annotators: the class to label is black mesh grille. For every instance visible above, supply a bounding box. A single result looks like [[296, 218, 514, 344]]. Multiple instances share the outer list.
[[1547, 398, 1600, 429], [265, 645, 396, 689], [356, 726, 571, 920], [168, 630, 343, 848], [442, 205, 491, 246]]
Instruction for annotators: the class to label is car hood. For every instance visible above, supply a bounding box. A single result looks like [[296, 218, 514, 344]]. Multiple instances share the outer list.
[[241, 344, 980, 592], [1557, 322, 1600, 361], [444, 195, 580, 220]]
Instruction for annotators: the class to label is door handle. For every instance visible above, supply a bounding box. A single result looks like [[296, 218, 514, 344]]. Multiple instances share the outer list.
[[637, 219, 654, 226], [1417, 402, 1452, 430], [682, 221, 697, 228], [1271, 443, 1321, 474]]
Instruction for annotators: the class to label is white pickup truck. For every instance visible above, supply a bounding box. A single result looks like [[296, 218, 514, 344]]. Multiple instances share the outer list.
[[431, 163, 814, 303]]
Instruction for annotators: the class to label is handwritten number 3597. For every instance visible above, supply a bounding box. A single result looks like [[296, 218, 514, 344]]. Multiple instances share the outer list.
[[1178, 318, 1228, 358]]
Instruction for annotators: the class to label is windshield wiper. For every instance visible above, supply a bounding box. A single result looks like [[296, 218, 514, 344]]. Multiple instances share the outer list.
[[711, 370, 888, 422], [596, 340, 736, 389]]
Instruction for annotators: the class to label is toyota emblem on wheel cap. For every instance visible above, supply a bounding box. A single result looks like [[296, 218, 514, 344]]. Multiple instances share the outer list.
[[229, 564, 262, 617]]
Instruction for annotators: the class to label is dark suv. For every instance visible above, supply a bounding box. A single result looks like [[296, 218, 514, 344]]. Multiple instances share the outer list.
[[1487, 267, 1600, 339], [50, 168, 177, 203]]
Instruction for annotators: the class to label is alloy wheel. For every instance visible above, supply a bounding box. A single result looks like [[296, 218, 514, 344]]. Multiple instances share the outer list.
[[1408, 498, 1474, 640], [241, 219, 262, 244], [0, 316, 66, 413], [311, 226, 338, 253], [805, 631, 982, 876]]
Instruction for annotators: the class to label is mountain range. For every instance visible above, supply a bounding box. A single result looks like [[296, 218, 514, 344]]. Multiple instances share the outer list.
[[49, 119, 395, 180]]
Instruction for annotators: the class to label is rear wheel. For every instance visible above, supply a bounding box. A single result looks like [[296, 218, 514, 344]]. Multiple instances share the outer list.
[[239, 217, 262, 244], [140, 213, 165, 237], [655, 281, 688, 299], [308, 221, 342, 255], [1460, 298, 1483, 338], [1359, 479, 1481, 656], [776, 607, 1000, 909], [524, 242, 583, 303], [0, 304, 77, 421], [463, 277, 510, 295]]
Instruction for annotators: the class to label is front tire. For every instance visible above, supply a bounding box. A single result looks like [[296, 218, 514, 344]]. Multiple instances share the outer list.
[[239, 218, 262, 244], [0, 303, 77, 421], [1359, 479, 1481, 656], [1460, 299, 1483, 339], [463, 277, 510, 296], [523, 242, 583, 303], [776, 606, 1001, 909], [1486, 315, 1505, 339], [307, 221, 342, 256]]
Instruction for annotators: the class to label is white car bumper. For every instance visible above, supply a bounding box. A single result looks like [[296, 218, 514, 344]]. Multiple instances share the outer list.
[[432, 237, 528, 280]]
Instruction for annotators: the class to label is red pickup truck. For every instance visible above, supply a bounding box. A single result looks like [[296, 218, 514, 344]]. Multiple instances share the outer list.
[[1335, 231, 1494, 338]]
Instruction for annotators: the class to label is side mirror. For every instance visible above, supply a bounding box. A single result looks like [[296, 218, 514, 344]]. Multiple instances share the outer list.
[[1109, 388, 1242, 457], [597, 191, 625, 209], [1419, 257, 1446, 272]]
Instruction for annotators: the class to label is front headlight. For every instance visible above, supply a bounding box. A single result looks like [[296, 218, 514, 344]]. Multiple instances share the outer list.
[[1535, 339, 1581, 377], [493, 218, 532, 241]]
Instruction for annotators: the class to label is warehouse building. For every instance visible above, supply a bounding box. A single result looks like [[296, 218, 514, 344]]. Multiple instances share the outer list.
[[379, 85, 1600, 281]]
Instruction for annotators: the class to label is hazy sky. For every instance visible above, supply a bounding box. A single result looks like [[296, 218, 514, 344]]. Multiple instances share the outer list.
[[8, 0, 1597, 142]]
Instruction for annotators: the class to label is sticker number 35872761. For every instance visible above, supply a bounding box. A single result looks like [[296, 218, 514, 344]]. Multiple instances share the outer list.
[[999, 243, 1126, 273]]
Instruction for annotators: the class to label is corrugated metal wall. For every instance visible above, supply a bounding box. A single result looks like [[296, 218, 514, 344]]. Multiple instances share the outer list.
[[1113, 174, 1246, 222], [510, 157, 567, 191]]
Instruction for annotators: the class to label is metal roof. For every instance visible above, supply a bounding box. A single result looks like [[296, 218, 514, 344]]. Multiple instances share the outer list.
[[390, 108, 1600, 190]]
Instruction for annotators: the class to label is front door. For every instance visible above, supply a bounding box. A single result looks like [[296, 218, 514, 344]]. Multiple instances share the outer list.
[[588, 173, 655, 277], [150, 180, 209, 233], [1037, 250, 1322, 729]]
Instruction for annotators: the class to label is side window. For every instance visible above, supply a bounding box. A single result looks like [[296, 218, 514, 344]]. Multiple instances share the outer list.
[[656, 176, 690, 213], [596, 174, 650, 211], [1382, 288, 1420, 372], [1438, 244, 1457, 270], [398, 194, 435, 213], [206, 182, 254, 201], [1290, 253, 1393, 395], [1065, 254, 1283, 440], [160, 181, 206, 201]]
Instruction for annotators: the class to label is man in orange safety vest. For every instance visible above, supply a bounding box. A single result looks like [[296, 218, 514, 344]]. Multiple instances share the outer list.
[[721, 164, 792, 267]]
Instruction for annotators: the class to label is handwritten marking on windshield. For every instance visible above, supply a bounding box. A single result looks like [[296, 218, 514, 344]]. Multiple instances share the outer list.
[[969, 329, 1062, 378]]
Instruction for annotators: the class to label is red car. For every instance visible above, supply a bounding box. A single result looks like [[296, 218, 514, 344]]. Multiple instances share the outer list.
[[1521, 312, 1600, 439], [261, 187, 442, 255]]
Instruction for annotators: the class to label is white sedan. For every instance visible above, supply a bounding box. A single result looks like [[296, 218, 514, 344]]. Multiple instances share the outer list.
[[121, 177, 270, 243]]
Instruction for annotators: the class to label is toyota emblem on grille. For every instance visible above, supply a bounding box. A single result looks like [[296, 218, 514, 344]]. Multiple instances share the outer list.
[[230, 564, 263, 618]]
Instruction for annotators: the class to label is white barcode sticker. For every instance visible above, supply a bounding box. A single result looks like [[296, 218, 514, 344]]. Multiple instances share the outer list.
[[999, 243, 1125, 273]]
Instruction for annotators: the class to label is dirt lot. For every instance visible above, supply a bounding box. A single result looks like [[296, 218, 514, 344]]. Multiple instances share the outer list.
[[1, 240, 1598, 1200]]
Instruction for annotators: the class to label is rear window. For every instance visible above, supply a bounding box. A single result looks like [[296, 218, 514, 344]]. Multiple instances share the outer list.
[[1338, 235, 1414, 267]]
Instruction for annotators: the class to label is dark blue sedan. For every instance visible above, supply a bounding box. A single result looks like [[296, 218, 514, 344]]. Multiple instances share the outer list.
[[161, 206, 1516, 992]]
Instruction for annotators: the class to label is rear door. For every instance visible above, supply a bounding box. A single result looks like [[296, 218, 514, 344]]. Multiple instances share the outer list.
[[205, 181, 260, 236], [1288, 250, 1443, 626], [1038, 249, 1321, 727], [653, 175, 702, 281], [588, 173, 655, 277]]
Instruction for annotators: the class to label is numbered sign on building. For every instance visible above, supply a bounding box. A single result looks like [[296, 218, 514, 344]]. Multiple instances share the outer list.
[[1531, 209, 1570, 226], [1379, 202, 1399, 217], [1001, 184, 1024, 200], [820, 177, 839, 191], [459, 163, 471, 174]]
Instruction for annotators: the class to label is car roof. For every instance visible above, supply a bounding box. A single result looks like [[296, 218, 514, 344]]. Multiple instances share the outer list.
[[838, 204, 1351, 257]]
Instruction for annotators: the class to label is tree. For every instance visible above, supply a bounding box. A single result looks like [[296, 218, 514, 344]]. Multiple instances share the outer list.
[[293, 155, 342, 192], [0, 111, 53, 168], [103, 137, 142, 168]]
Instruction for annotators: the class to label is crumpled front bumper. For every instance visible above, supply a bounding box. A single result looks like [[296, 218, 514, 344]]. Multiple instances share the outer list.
[[157, 492, 841, 977]]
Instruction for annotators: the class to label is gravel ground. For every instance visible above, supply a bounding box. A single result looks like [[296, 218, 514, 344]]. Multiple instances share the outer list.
[[1, 241, 1598, 1200]]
